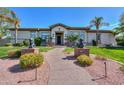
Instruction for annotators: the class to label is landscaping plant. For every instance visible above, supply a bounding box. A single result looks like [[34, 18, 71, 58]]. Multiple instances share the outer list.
[[90, 17, 109, 46], [92, 40, 97, 46], [77, 55, 93, 66], [20, 53, 44, 69], [66, 34, 79, 47], [14, 42, 24, 47], [34, 37, 42, 46], [8, 50, 21, 58], [95, 55, 107, 61], [23, 39, 29, 46], [4, 43, 13, 47]]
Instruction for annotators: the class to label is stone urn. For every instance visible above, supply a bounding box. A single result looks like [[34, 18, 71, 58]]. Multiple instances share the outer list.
[[74, 39, 90, 57]]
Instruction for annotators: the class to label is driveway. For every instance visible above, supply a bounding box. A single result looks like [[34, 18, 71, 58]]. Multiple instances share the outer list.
[[45, 47, 97, 85]]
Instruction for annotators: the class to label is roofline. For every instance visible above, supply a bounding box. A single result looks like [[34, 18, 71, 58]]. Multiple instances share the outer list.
[[88, 30, 113, 33], [9, 28, 113, 33], [9, 23, 113, 33], [9, 28, 50, 31], [9, 27, 90, 31], [9, 23, 90, 31]]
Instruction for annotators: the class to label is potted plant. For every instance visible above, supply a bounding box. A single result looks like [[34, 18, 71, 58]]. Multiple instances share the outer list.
[[74, 39, 90, 57]]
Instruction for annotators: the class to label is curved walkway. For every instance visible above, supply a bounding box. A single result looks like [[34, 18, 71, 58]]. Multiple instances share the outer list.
[[45, 47, 97, 85]]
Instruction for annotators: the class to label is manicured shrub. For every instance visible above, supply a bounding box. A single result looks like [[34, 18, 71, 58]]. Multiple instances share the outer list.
[[20, 53, 44, 69], [4, 43, 13, 46], [8, 50, 21, 58], [34, 37, 42, 46], [95, 55, 107, 61], [120, 65, 124, 72], [92, 40, 96, 46], [77, 55, 93, 66], [14, 42, 24, 47], [117, 41, 124, 46], [23, 39, 29, 46]]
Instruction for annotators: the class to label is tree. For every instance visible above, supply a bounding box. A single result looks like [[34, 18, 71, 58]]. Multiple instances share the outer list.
[[66, 34, 79, 47], [90, 17, 109, 46], [0, 8, 19, 43], [114, 13, 124, 46], [114, 13, 124, 37]]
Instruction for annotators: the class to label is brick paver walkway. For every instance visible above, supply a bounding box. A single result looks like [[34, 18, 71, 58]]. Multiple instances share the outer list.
[[45, 47, 97, 85]]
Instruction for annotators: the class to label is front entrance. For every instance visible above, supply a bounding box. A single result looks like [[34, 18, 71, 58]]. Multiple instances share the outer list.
[[55, 32, 63, 45], [56, 35, 61, 45]]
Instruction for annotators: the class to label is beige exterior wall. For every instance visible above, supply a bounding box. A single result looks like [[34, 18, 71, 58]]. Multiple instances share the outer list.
[[9, 25, 116, 46], [51, 26, 87, 44], [87, 32, 116, 45], [87, 33, 96, 44], [101, 33, 116, 45], [10, 31, 30, 43]]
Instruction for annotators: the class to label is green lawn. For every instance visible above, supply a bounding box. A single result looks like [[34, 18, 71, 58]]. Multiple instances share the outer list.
[[0, 46, 53, 58], [63, 47, 74, 53], [64, 46, 124, 63]]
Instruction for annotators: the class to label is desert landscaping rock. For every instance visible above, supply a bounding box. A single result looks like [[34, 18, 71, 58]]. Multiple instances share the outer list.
[[84, 55, 124, 85], [0, 47, 124, 85], [0, 58, 50, 85]]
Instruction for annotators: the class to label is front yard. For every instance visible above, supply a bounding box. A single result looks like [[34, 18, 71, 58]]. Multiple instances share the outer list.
[[0, 46, 53, 84], [64, 46, 124, 63], [0, 46, 53, 58]]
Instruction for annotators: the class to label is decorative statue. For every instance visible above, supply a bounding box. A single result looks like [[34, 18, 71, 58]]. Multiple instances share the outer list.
[[29, 38, 34, 48], [77, 39, 84, 48]]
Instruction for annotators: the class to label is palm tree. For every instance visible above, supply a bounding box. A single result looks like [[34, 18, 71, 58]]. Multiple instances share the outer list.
[[0, 8, 19, 44], [11, 11, 20, 44], [90, 17, 109, 46]]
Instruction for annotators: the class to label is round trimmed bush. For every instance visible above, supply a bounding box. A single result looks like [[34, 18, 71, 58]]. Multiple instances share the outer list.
[[95, 55, 107, 61], [5, 43, 13, 46], [34, 37, 42, 46], [20, 53, 44, 69], [23, 39, 29, 46], [8, 50, 21, 58], [77, 55, 93, 66], [14, 43, 24, 47]]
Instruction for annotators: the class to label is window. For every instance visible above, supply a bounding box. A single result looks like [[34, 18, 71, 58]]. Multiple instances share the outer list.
[[80, 32, 85, 40], [40, 32, 50, 40], [30, 32, 37, 39]]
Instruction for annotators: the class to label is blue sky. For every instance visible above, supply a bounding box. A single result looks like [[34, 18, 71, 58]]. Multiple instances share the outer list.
[[8, 7, 124, 30]]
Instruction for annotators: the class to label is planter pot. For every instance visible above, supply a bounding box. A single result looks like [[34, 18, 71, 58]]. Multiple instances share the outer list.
[[74, 48, 90, 57]]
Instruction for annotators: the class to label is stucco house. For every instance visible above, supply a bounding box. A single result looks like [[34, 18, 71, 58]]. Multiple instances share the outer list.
[[9, 23, 116, 46]]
